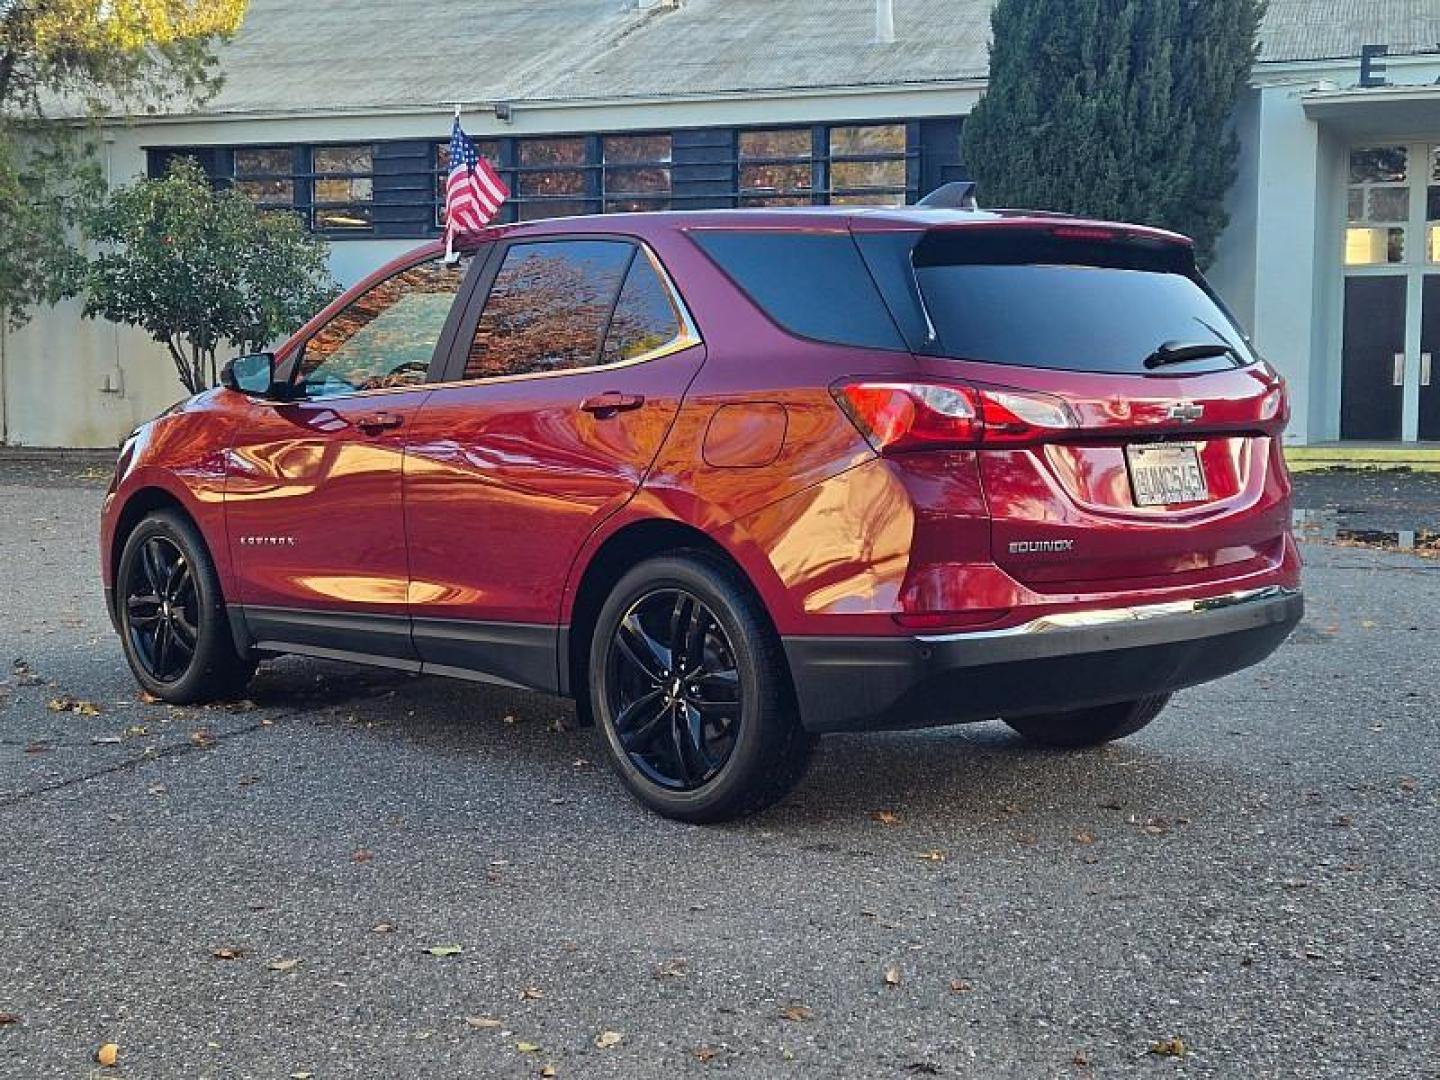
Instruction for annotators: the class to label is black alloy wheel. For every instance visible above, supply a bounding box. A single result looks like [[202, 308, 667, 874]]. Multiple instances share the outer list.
[[124, 534, 199, 683], [589, 552, 815, 823], [606, 588, 742, 790], [116, 510, 256, 704]]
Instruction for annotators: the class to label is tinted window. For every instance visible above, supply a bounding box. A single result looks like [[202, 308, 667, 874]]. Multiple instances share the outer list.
[[601, 256, 686, 364], [915, 264, 1254, 374], [692, 231, 904, 350], [299, 256, 468, 397], [464, 240, 632, 379]]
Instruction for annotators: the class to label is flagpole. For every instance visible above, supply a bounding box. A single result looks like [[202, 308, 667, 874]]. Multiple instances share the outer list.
[[444, 103, 462, 264]]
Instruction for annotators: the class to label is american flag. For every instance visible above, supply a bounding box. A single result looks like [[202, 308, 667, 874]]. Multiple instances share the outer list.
[[444, 116, 509, 247]]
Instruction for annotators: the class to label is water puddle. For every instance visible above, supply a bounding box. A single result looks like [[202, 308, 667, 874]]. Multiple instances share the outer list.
[[1294, 509, 1440, 556]]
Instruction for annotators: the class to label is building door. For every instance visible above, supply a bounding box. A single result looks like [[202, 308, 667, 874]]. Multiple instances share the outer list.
[[1420, 276, 1440, 440], [1341, 276, 1406, 440], [1342, 144, 1440, 442]]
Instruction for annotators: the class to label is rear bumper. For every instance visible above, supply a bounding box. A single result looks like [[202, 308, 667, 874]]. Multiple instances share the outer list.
[[783, 586, 1303, 733]]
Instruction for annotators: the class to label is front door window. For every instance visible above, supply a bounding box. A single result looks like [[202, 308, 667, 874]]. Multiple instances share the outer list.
[[298, 255, 468, 397]]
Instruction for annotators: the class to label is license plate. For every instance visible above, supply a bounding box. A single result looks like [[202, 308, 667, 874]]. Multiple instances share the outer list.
[[1126, 443, 1209, 507]]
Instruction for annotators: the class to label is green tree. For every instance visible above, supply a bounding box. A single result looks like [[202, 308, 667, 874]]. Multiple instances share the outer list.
[[962, 0, 1265, 265], [0, 0, 248, 330], [83, 158, 338, 394]]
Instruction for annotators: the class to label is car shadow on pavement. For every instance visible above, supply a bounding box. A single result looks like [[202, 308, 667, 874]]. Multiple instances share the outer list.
[[248, 656, 1232, 834]]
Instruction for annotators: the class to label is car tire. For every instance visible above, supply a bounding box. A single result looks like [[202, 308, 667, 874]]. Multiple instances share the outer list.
[[1003, 694, 1171, 748], [116, 510, 257, 705], [588, 551, 815, 823]]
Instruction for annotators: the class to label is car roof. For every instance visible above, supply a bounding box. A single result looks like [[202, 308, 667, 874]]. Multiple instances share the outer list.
[[447, 206, 1194, 250]]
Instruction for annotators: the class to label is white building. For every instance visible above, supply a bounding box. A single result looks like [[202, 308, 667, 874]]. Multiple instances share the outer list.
[[2, 0, 1438, 448]]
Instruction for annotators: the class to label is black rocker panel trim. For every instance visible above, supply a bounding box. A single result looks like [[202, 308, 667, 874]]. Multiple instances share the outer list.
[[232, 605, 561, 692], [411, 617, 560, 693]]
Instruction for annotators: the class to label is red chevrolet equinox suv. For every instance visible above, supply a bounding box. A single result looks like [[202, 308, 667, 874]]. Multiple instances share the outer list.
[[101, 206, 1302, 821]]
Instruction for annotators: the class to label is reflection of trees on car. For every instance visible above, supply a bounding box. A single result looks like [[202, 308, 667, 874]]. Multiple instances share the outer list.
[[466, 248, 625, 379], [303, 259, 466, 392]]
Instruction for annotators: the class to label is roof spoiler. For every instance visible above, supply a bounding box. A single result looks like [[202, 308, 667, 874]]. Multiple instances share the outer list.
[[917, 182, 979, 211]]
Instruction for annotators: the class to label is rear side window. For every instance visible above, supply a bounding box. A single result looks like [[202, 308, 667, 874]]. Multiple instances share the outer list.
[[464, 240, 632, 380], [691, 231, 904, 350]]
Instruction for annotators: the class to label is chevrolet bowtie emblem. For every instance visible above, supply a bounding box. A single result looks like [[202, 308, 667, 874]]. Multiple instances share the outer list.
[[1166, 401, 1204, 423]]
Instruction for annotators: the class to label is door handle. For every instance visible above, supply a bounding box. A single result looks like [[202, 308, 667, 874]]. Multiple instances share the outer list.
[[356, 411, 404, 433], [580, 391, 645, 416], [1393, 353, 1405, 387], [1423, 353, 1433, 388]]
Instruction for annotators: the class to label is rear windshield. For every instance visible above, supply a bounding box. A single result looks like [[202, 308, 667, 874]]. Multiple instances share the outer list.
[[915, 263, 1254, 374]]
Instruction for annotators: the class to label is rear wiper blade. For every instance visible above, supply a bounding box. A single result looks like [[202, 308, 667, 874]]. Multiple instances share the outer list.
[[1144, 340, 1238, 370]]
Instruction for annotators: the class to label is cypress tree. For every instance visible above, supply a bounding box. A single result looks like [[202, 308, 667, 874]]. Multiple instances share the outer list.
[[962, 0, 1265, 265]]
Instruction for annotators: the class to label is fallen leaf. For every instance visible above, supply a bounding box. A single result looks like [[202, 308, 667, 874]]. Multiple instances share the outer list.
[[267, 958, 301, 972], [1148, 1037, 1185, 1058], [519, 986, 544, 1000], [139, 690, 161, 704], [465, 1016, 503, 1029], [654, 958, 687, 979], [918, 849, 946, 862], [694, 1045, 721, 1063], [883, 965, 902, 987], [779, 1004, 813, 1022], [48, 695, 101, 716], [211, 946, 246, 960], [0, 1013, 19, 1025], [352, 849, 374, 863], [1072, 830, 1097, 845], [541, 1067, 558, 1078], [1360, 620, 1377, 629], [423, 945, 463, 957], [23, 741, 48, 754], [1073, 1051, 1090, 1066], [371, 922, 396, 934], [872, 809, 903, 827], [594, 1030, 623, 1049], [1399, 777, 1418, 793], [516, 1041, 541, 1053], [190, 728, 214, 748], [123, 724, 148, 737], [948, 979, 973, 993], [96, 1043, 119, 1068], [1016, 832, 1038, 846]]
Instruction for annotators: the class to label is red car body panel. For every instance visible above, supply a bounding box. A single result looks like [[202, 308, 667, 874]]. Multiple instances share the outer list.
[[101, 207, 1302, 732]]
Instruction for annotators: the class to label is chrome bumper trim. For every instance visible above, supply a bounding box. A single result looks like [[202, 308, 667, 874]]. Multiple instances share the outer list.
[[916, 586, 1301, 644]]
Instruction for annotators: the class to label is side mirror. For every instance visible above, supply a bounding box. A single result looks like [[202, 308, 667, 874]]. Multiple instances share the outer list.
[[220, 353, 277, 396]]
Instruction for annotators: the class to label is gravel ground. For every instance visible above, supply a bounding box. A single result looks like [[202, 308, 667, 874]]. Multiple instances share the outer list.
[[0, 462, 1436, 1079]]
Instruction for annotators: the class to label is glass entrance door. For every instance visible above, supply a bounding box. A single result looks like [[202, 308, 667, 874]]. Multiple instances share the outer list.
[[1343, 144, 1440, 442]]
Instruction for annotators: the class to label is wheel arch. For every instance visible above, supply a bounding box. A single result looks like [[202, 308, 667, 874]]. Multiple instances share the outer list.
[[108, 486, 205, 621], [562, 517, 783, 723]]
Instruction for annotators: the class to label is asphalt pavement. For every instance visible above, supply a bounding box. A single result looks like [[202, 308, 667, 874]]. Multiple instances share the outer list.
[[0, 458, 1436, 1079]]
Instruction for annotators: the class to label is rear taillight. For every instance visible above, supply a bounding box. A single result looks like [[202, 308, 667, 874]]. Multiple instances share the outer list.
[[833, 380, 1077, 453]]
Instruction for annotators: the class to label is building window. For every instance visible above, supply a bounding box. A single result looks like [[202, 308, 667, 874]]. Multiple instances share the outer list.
[[517, 138, 596, 221], [737, 129, 813, 206], [828, 123, 908, 206], [233, 147, 296, 208], [1429, 145, 1440, 265], [1346, 145, 1409, 266], [603, 134, 671, 212], [312, 145, 375, 231]]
